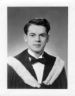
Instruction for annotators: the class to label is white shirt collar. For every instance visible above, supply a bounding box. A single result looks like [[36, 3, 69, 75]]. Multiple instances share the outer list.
[[28, 49, 44, 59]]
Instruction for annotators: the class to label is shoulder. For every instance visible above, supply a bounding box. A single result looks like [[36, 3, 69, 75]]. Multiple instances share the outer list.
[[44, 51, 64, 63], [44, 51, 56, 58], [44, 51, 65, 68], [15, 49, 28, 60], [7, 49, 28, 68], [44, 51, 56, 62]]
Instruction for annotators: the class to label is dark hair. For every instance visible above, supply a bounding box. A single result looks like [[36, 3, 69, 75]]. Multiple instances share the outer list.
[[24, 18, 50, 34]]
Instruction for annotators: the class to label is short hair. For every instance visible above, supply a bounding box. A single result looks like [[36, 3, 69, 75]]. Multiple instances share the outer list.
[[24, 18, 50, 34]]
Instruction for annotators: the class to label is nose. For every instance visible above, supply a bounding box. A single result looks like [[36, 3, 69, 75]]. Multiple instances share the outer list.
[[35, 35, 40, 42]]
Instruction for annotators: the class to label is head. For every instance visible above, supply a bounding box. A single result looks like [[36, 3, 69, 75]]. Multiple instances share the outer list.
[[24, 18, 50, 54]]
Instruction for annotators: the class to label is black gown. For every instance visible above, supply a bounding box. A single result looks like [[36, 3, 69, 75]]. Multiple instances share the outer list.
[[7, 49, 67, 89]]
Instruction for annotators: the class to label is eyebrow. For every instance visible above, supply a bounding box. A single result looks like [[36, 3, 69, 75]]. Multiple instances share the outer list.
[[29, 33, 36, 34], [29, 32, 47, 35]]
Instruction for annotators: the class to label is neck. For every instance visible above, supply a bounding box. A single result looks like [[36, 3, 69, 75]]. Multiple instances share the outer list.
[[28, 49, 44, 59], [34, 51, 43, 58]]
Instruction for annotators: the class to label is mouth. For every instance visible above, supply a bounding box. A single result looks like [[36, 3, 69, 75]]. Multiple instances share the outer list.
[[33, 44, 41, 47]]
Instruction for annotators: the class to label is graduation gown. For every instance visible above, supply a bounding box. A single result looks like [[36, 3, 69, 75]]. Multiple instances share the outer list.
[[7, 49, 67, 89]]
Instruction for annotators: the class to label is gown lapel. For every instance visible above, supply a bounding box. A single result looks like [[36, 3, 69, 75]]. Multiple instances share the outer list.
[[42, 52, 56, 81], [18, 49, 37, 80], [15, 49, 56, 83]]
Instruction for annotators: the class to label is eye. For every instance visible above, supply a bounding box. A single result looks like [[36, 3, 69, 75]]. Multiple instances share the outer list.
[[40, 34, 47, 37], [30, 34, 35, 36], [29, 33, 36, 37]]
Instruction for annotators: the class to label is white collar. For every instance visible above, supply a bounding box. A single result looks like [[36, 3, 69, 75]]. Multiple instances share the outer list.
[[28, 49, 44, 59]]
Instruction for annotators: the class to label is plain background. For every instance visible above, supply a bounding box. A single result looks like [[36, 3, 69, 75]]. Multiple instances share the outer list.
[[8, 7, 68, 70]]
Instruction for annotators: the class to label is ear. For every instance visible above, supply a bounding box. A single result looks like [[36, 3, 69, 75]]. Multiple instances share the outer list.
[[24, 34, 27, 42], [46, 34, 49, 42]]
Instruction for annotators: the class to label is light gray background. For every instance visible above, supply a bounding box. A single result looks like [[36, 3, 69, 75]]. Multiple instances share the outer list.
[[8, 7, 68, 69]]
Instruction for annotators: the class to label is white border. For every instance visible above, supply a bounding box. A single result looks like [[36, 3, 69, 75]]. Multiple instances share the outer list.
[[0, 0, 75, 96]]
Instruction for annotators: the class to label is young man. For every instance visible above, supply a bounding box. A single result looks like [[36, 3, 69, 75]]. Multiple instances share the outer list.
[[8, 18, 67, 89]]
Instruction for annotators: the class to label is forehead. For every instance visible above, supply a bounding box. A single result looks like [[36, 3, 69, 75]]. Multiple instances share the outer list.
[[28, 24, 46, 34]]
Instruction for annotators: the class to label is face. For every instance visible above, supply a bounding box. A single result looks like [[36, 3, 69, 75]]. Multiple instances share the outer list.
[[25, 24, 49, 53]]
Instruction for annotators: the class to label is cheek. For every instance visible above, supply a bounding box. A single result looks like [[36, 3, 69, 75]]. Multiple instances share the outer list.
[[27, 37, 32, 42], [27, 38, 34, 45], [41, 38, 47, 43]]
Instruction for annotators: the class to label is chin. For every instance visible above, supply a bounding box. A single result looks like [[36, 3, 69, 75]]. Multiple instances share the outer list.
[[30, 46, 44, 53], [32, 48, 43, 53]]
